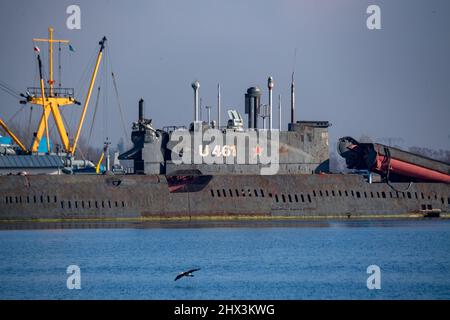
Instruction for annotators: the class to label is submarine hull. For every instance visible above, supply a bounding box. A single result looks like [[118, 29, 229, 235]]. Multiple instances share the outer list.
[[0, 173, 449, 221]]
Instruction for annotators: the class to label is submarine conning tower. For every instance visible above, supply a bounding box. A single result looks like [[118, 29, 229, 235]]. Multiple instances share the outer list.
[[118, 98, 169, 174], [119, 78, 331, 175]]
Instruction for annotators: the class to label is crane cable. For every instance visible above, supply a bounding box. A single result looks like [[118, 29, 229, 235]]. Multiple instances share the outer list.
[[87, 86, 102, 152], [0, 104, 26, 143], [111, 71, 129, 141], [6, 104, 26, 124], [0, 80, 22, 100], [69, 47, 98, 136], [0, 86, 27, 143], [107, 42, 129, 141], [103, 48, 108, 142]]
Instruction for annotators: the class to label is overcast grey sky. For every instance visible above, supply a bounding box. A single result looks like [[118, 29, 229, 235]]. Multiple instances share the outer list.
[[0, 0, 449, 151]]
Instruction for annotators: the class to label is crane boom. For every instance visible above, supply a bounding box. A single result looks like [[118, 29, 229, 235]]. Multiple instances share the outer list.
[[0, 118, 28, 152], [71, 36, 107, 156]]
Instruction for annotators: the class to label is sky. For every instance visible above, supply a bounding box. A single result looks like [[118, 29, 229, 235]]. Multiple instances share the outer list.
[[0, 0, 449, 152]]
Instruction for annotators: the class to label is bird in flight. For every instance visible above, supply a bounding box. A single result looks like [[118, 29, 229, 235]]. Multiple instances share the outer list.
[[174, 268, 201, 281]]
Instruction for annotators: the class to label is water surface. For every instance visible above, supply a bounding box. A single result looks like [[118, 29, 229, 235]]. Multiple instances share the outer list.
[[0, 219, 449, 299]]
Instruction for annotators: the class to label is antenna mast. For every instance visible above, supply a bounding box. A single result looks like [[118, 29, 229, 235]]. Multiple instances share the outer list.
[[217, 83, 221, 128], [290, 49, 296, 124]]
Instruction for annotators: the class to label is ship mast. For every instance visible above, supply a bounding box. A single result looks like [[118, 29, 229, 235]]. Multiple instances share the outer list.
[[29, 28, 106, 156], [31, 27, 73, 153], [33, 27, 62, 97]]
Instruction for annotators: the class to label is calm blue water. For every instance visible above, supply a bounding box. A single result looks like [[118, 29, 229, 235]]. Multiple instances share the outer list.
[[0, 220, 449, 300]]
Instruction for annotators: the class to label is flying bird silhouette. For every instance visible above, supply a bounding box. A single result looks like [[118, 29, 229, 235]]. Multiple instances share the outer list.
[[174, 268, 201, 281]]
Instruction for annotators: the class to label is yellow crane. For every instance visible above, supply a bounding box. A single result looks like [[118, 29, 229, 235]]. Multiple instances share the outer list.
[[30, 27, 73, 153], [29, 27, 106, 155], [1, 28, 106, 164], [71, 36, 107, 156]]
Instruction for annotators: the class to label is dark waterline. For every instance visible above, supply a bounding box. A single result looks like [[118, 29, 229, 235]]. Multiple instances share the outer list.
[[0, 218, 446, 231], [0, 219, 449, 299]]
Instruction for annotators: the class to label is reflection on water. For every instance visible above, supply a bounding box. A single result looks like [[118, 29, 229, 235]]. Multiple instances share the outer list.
[[0, 217, 446, 231]]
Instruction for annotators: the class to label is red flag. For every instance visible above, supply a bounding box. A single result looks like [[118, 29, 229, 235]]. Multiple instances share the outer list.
[[34, 46, 40, 53]]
